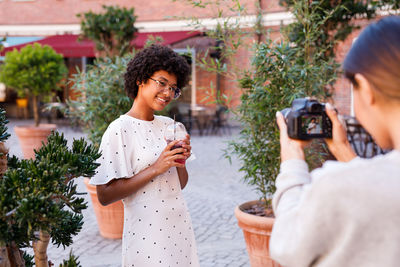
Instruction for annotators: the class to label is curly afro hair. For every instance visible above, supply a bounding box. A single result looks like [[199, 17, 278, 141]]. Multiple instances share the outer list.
[[124, 44, 190, 99]]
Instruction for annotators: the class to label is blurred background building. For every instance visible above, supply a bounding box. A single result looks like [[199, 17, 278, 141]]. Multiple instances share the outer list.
[[0, 0, 394, 117]]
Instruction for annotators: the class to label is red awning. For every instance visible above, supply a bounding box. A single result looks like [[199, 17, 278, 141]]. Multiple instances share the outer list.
[[1, 31, 201, 58]]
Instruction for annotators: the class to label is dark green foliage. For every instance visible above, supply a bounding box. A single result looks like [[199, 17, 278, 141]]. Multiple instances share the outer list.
[[22, 251, 34, 267], [66, 56, 133, 146], [35, 133, 101, 179], [50, 212, 83, 248], [0, 109, 10, 143], [59, 250, 82, 267], [78, 5, 138, 58], [0, 127, 101, 254], [280, 0, 400, 59]]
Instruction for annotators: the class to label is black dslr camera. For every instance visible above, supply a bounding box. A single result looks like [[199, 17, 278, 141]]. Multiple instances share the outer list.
[[281, 98, 332, 140]]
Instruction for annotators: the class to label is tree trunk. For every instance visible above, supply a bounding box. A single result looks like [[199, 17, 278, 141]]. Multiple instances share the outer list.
[[32, 95, 40, 127], [0, 141, 11, 267], [32, 231, 50, 267], [0, 246, 11, 267], [5, 243, 24, 267], [0, 142, 8, 177]]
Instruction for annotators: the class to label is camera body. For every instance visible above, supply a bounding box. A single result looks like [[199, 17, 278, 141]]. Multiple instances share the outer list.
[[281, 98, 332, 140]]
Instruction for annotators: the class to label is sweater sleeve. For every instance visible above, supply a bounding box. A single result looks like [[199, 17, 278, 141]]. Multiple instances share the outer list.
[[272, 159, 311, 216], [270, 159, 331, 267]]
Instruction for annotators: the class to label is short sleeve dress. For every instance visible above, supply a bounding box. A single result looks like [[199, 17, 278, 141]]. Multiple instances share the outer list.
[[90, 114, 200, 267]]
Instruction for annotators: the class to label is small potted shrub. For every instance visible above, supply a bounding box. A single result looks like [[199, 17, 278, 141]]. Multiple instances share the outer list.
[[0, 108, 101, 266], [66, 56, 132, 239], [228, 39, 319, 267], [0, 43, 68, 158], [64, 5, 138, 240]]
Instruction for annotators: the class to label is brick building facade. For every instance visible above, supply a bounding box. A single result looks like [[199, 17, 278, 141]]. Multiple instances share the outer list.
[[0, 0, 386, 115]]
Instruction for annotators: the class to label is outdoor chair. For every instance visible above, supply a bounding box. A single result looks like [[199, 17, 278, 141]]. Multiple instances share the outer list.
[[207, 105, 231, 135], [179, 104, 213, 136], [344, 116, 387, 158]]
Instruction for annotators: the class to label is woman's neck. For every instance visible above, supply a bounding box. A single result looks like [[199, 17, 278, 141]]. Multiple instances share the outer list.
[[126, 101, 154, 121], [389, 119, 400, 151], [379, 103, 400, 151]]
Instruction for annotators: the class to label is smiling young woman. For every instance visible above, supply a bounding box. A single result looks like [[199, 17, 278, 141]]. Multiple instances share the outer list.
[[129, 70, 179, 118], [89, 44, 200, 267]]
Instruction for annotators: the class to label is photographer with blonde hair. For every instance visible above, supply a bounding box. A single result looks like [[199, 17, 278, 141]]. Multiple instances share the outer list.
[[271, 16, 400, 267]]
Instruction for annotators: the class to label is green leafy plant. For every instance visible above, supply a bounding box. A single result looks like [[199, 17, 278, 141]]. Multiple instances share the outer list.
[[231, 40, 335, 204], [281, 0, 400, 59], [66, 56, 132, 146], [183, 0, 398, 211], [226, 1, 352, 210], [144, 35, 165, 48], [0, 43, 67, 126], [58, 250, 82, 267], [0, 108, 101, 266], [78, 5, 138, 59], [0, 37, 5, 53]]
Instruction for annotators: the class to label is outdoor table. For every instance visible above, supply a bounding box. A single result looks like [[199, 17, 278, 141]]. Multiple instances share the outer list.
[[189, 105, 214, 136]]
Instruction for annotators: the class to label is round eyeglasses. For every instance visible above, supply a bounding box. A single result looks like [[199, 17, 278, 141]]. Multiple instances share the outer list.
[[149, 78, 181, 99]]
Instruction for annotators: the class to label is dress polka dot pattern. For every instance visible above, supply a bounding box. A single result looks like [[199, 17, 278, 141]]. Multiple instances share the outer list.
[[90, 115, 200, 267]]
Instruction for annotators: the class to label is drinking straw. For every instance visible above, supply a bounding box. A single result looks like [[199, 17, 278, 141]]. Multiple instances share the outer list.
[[173, 114, 176, 140]]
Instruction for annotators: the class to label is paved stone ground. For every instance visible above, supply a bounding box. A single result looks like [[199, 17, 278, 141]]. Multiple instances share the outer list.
[[5, 119, 258, 267]]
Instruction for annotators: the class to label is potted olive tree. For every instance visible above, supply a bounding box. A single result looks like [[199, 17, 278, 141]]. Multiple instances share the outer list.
[[62, 5, 138, 240], [66, 56, 132, 239], [0, 43, 67, 159], [0, 108, 101, 267], [230, 37, 334, 267]]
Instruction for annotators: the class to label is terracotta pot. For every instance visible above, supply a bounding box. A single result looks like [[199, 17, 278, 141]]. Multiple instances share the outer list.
[[235, 200, 280, 267], [84, 178, 124, 239], [14, 124, 56, 159]]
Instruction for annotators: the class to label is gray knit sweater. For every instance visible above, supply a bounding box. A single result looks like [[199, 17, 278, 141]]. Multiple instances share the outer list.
[[270, 150, 400, 267]]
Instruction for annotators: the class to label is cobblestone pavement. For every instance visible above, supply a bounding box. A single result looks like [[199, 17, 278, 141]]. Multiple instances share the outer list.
[[6, 119, 258, 267]]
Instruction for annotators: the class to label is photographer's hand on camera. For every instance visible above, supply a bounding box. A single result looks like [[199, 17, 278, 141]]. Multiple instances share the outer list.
[[276, 111, 308, 162], [324, 103, 357, 162]]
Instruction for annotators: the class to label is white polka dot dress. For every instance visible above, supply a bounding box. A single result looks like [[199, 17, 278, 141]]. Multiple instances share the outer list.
[[90, 115, 200, 267]]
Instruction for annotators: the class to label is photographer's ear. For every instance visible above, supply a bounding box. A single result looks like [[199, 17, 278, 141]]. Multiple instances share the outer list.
[[354, 73, 376, 106]]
